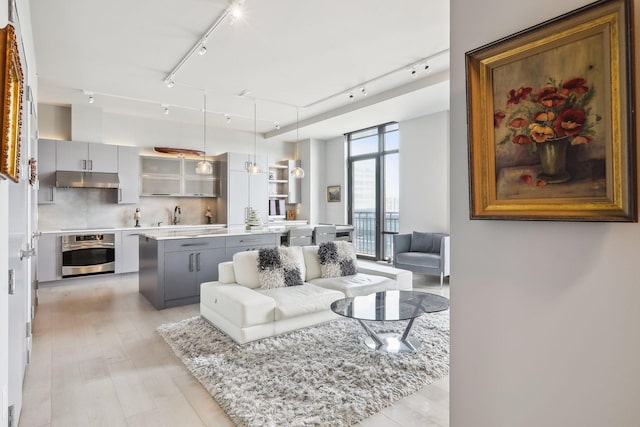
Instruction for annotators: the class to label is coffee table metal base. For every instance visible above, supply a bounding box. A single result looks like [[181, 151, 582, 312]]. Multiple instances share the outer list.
[[357, 318, 421, 353]]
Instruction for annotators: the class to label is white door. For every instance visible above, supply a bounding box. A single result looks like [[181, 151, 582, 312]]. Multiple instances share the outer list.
[[7, 88, 37, 427]]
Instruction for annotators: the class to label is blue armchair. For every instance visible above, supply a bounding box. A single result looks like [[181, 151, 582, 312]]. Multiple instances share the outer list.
[[393, 232, 450, 288]]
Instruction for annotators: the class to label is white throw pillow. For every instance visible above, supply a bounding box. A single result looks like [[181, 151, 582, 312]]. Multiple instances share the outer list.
[[232, 251, 260, 289]]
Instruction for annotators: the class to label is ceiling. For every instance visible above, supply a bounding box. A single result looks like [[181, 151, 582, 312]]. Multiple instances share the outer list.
[[30, 0, 450, 142]]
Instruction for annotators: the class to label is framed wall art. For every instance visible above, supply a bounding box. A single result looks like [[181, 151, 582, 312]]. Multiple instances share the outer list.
[[0, 24, 24, 183], [466, 0, 636, 221], [327, 185, 341, 202]]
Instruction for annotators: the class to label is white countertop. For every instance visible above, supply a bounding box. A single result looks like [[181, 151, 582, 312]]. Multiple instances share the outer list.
[[140, 224, 354, 241], [40, 224, 227, 235]]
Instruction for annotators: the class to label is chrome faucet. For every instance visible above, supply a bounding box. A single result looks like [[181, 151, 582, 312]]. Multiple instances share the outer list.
[[173, 206, 181, 225]]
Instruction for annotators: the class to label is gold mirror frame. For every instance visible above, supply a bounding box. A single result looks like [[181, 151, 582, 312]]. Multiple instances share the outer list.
[[465, 0, 636, 221], [0, 24, 24, 183]]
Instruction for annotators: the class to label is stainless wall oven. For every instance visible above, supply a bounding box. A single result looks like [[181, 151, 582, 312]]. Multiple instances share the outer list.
[[61, 233, 116, 278]]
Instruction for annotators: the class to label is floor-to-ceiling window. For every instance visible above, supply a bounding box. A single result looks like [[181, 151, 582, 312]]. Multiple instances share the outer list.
[[347, 123, 399, 261]]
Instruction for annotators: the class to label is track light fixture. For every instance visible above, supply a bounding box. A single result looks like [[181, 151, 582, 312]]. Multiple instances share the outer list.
[[162, 104, 169, 115], [360, 87, 367, 96], [225, 114, 231, 124], [83, 90, 95, 103], [165, 78, 175, 88], [347, 92, 354, 100], [274, 121, 280, 130], [163, 0, 246, 86], [409, 67, 417, 77]]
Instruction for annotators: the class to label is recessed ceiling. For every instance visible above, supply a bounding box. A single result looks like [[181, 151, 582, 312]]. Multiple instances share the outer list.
[[30, 0, 450, 140]]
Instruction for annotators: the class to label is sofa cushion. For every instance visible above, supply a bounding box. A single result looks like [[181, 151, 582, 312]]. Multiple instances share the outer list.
[[410, 231, 435, 253], [310, 273, 394, 297], [233, 251, 260, 289], [302, 245, 322, 281], [257, 284, 343, 321], [257, 247, 304, 289], [201, 282, 275, 328], [318, 241, 357, 278], [396, 252, 440, 269]]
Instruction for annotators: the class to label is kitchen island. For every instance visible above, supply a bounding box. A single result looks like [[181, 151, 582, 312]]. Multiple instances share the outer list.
[[138, 224, 354, 309]]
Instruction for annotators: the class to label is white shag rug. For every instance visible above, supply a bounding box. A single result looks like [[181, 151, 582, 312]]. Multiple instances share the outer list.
[[158, 312, 449, 426]]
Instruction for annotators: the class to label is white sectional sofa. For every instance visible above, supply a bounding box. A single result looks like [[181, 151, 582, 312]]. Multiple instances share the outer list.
[[200, 244, 412, 344]]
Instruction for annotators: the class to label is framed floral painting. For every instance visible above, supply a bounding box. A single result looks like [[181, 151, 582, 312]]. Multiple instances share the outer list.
[[466, 0, 636, 221]]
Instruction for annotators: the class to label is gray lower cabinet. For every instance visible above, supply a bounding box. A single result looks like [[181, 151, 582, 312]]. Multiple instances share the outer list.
[[139, 233, 277, 309], [225, 233, 278, 258], [140, 236, 227, 309]]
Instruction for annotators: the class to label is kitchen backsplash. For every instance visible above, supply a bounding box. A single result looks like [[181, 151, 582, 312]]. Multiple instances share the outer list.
[[38, 188, 217, 230]]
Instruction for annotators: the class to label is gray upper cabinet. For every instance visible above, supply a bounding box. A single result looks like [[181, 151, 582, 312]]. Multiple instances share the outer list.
[[140, 156, 218, 197], [37, 139, 57, 204], [117, 146, 140, 204], [55, 140, 118, 172]]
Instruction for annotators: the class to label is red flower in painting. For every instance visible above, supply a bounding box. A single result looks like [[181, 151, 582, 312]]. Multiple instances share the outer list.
[[553, 108, 586, 137], [508, 117, 529, 128], [495, 76, 599, 149], [535, 86, 567, 108], [561, 78, 589, 95], [512, 135, 531, 145], [507, 87, 532, 106]]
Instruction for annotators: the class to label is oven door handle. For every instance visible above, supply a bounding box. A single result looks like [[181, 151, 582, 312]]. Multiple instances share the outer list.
[[63, 242, 115, 251]]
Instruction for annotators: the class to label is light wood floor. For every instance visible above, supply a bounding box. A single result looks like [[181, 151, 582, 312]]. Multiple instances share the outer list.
[[19, 272, 449, 427]]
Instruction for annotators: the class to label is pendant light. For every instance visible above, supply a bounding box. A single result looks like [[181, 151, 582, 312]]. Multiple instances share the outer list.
[[248, 101, 261, 175], [290, 107, 305, 178], [195, 90, 213, 175]]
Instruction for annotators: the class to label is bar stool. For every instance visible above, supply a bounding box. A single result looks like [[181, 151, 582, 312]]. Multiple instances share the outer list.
[[313, 225, 336, 244], [285, 227, 313, 246]]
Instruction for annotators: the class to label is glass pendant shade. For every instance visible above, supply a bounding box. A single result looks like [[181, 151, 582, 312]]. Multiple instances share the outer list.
[[195, 159, 213, 175], [291, 107, 305, 179], [248, 102, 261, 175], [195, 89, 212, 175], [290, 166, 304, 178], [248, 162, 261, 175]]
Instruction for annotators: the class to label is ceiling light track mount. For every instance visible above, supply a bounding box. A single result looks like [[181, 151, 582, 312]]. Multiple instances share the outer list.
[[163, 0, 246, 88]]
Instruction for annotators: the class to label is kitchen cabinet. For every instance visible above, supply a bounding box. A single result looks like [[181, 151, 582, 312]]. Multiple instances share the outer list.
[[117, 230, 140, 273], [225, 233, 277, 258], [117, 146, 140, 204], [139, 236, 226, 309], [56, 140, 118, 173], [37, 139, 57, 204], [183, 159, 218, 197], [37, 233, 60, 282], [215, 152, 268, 227], [140, 156, 218, 197]]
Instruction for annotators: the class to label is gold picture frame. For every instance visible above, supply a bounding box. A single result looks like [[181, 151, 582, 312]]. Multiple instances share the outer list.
[[465, 0, 636, 221], [327, 185, 341, 202], [0, 24, 23, 183]]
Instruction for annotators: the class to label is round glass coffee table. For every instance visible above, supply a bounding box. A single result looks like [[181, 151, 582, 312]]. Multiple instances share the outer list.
[[330, 290, 449, 353]]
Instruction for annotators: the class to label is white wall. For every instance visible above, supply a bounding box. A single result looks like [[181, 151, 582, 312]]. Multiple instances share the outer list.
[[451, 1, 640, 426], [399, 112, 449, 233], [0, 181, 8, 426], [322, 135, 347, 224], [40, 105, 295, 161]]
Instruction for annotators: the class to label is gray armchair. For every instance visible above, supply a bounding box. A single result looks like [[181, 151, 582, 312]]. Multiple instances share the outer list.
[[393, 232, 450, 288]]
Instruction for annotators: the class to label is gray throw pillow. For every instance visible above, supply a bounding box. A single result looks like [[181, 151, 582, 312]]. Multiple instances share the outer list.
[[257, 247, 303, 289], [318, 241, 357, 278]]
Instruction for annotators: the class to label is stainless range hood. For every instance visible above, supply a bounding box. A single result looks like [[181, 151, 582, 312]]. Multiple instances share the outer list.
[[55, 171, 120, 189]]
